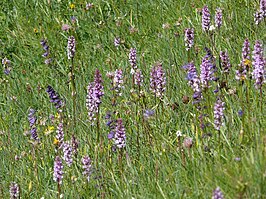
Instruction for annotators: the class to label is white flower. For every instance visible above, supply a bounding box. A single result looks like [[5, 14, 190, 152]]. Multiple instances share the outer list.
[[176, 130, 182, 137], [209, 25, 216, 31], [130, 68, 135, 75]]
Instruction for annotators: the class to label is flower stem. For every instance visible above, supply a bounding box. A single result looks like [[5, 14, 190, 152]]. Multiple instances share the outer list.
[[57, 182, 61, 199], [70, 57, 76, 131]]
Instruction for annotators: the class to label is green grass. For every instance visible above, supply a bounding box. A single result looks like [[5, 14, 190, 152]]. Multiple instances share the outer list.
[[0, 0, 265, 198]]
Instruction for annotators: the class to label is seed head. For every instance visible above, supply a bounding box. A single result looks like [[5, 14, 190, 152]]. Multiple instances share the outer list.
[[183, 137, 193, 148]]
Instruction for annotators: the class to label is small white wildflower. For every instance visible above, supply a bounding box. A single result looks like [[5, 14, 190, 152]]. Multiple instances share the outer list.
[[162, 23, 170, 29], [130, 68, 135, 75], [176, 130, 182, 137], [209, 25, 216, 31]]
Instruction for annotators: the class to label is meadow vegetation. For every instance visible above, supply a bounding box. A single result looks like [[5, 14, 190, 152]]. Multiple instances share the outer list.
[[0, 0, 266, 198]]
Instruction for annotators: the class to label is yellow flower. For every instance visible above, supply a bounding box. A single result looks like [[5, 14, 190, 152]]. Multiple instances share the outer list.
[[55, 113, 60, 120], [69, 3, 75, 9], [34, 28, 38, 33], [44, 126, 55, 135], [53, 138, 59, 145], [240, 75, 246, 81], [243, 59, 251, 67], [71, 176, 77, 183]]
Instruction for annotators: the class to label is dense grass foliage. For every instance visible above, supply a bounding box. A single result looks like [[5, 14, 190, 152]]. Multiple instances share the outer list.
[[1, 0, 265, 198]]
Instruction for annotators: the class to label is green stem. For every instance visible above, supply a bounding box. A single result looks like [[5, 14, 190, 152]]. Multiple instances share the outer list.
[[97, 107, 100, 143], [187, 49, 191, 63], [57, 182, 61, 199], [136, 92, 140, 158], [260, 87, 262, 113], [118, 149, 123, 176], [70, 57, 76, 132]]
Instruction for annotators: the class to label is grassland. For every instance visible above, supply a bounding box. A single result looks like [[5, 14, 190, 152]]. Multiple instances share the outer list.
[[0, 0, 265, 198]]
